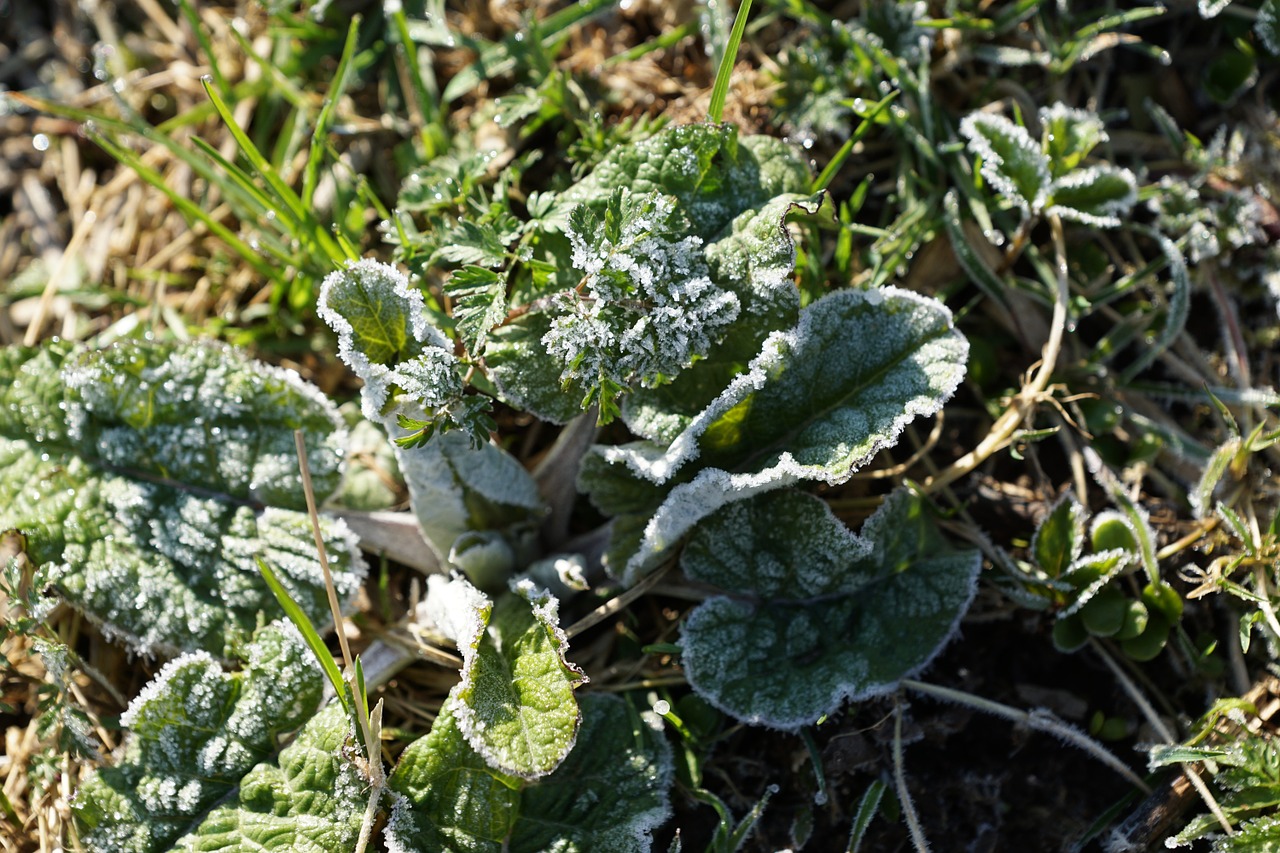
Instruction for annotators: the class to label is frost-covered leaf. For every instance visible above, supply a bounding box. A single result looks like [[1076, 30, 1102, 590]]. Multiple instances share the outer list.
[[398, 432, 545, 589], [1047, 165, 1138, 227], [0, 342, 364, 656], [317, 258, 466, 426], [555, 124, 809, 236], [425, 575, 584, 778], [622, 193, 827, 443], [1039, 103, 1107, 176], [960, 111, 1051, 216], [384, 693, 672, 853], [173, 702, 365, 852], [487, 125, 810, 428], [603, 287, 968, 582], [542, 189, 741, 423], [445, 266, 509, 356], [73, 624, 327, 852], [679, 490, 980, 729], [486, 310, 589, 425], [1258, 0, 1280, 55], [1032, 492, 1086, 579]]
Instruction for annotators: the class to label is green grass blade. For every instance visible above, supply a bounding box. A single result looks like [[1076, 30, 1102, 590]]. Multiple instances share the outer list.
[[176, 0, 231, 95], [707, 0, 753, 124], [811, 91, 898, 193], [304, 17, 363, 206], [87, 130, 278, 282], [256, 556, 350, 714]]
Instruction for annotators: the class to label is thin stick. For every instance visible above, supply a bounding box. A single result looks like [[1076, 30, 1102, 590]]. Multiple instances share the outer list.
[[293, 430, 354, 669], [924, 212, 1071, 494], [24, 210, 96, 347], [565, 560, 673, 639]]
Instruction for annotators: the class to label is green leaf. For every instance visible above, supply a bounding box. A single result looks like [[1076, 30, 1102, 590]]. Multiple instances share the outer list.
[[0, 342, 364, 657], [679, 490, 980, 729], [622, 192, 827, 443], [73, 624, 327, 852], [425, 576, 584, 778], [317, 258, 465, 425], [485, 310, 589, 425], [605, 286, 968, 583], [445, 266, 509, 356], [1047, 164, 1137, 227], [960, 111, 1051, 215], [384, 693, 673, 853], [1032, 492, 1085, 579]]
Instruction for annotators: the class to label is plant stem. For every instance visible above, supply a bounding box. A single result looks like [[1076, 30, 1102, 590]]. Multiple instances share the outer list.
[[892, 699, 930, 852]]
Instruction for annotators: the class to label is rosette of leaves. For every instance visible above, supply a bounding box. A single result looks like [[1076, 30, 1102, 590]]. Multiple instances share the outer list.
[[1016, 492, 1182, 661], [73, 623, 365, 853], [485, 122, 814, 426], [678, 489, 981, 729], [959, 103, 1138, 227], [0, 341, 364, 657]]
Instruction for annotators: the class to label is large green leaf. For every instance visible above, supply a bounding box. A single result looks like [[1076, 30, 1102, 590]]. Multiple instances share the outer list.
[[555, 124, 809, 236], [0, 342, 363, 656], [604, 286, 968, 582], [425, 576, 584, 778], [679, 490, 981, 729], [73, 624, 330, 852], [384, 694, 672, 853]]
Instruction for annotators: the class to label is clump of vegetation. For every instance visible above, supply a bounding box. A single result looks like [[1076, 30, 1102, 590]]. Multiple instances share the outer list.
[[3, 0, 1280, 850]]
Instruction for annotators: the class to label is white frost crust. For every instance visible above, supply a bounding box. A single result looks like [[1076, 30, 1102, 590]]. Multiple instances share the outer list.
[[605, 286, 962, 487], [422, 573, 490, 652], [120, 651, 218, 729]]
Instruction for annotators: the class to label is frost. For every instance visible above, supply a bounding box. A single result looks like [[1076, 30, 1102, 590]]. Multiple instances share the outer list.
[[426, 576, 584, 779], [317, 258, 466, 427], [960, 111, 1050, 215], [679, 490, 981, 729], [544, 189, 741, 418], [1047, 165, 1138, 228]]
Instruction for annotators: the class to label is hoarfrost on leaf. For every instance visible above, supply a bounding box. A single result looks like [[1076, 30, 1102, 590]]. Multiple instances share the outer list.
[[73, 624, 326, 853], [544, 188, 740, 421], [679, 490, 981, 730], [596, 287, 968, 583], [0, 341, 365, 657], [960, 111, 1051, 216]]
